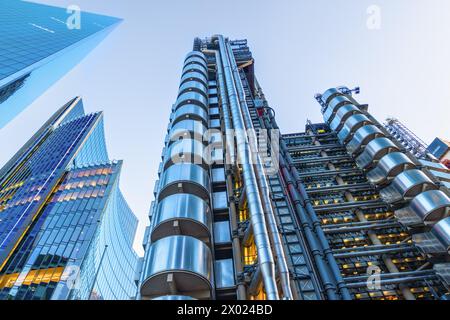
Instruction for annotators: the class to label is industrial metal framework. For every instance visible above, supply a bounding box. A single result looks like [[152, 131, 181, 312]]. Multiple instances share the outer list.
[[384, 118, 431, 160], [139, 36, 450, 300]]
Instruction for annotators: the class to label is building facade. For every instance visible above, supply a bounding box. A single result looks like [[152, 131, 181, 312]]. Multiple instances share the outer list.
[[0, 97, 140, 300], [383, 120, 450, 194], [139, 36, 450, 300], [428, 138, 450, 169], [0, 0, 121, 128]]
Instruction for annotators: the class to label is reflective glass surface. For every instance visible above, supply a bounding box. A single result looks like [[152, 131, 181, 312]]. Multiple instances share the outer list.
[[0, 98, 139, 300], [0, 0, 121, 128], [0, 162, 120, 300]]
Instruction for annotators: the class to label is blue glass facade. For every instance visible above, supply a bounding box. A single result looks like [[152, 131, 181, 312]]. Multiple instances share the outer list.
[[0, 98, 140, 300], [70, 185, 140, 300], [0, 0, 121, 128]]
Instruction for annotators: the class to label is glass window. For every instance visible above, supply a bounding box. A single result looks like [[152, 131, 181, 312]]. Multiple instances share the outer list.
[[212, 168, 226, 183], [214, 221, 231, 243], [213, 191, 228, 210]]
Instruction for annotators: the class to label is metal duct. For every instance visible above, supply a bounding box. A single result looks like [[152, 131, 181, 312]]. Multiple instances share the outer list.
[[432, 217, 450, 254], [225, 41, 293, 300], [366, 152, 416, 185], [322, 88, 342, 105], [141, 235, 213, 299], [356, 137, 399, 170], [346, 125, 384, 156], [329, 104, 361, 132], [380, 169, 437, 204], [396, 190, 450, 225], [267, 108, 351, 300], [214, 50, 236, 166], [217, 35, 280, 300], [214, 49, 247, 299]]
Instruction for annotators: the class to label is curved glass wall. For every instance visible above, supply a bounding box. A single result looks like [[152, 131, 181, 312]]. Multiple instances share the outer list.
[[0, 98, 139, 300], [71, 184, 140, 300]]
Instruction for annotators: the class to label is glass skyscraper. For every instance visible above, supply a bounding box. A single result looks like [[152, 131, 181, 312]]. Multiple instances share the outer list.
[[0, 0, 121, 128], [0, 97, 140, 300], [139, 36, 450, 300]]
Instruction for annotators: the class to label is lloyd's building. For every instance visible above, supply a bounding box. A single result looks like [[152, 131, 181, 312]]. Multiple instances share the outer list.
[[139, 36, 450, 301]]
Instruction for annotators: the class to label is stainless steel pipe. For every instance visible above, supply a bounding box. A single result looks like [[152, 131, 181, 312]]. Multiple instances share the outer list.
[[214, 50, 236, 166], [214, 49, 247, 299], [225, 42, 294, 300], [217, 35, 280, 300]]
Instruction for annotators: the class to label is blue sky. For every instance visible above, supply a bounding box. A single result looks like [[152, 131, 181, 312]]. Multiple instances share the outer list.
[[1, 0, 449, 255]]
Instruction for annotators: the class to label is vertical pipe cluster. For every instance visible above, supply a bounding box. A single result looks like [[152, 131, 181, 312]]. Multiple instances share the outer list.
[[224, 43, 294, 300], [214, 50, 247, 299], [140, 51, 214, 300], [265, 110, 351, 300], [217, 35, 280, 300]]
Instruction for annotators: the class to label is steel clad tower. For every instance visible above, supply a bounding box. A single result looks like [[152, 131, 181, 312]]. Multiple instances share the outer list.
[[139, 36, 450, 300]]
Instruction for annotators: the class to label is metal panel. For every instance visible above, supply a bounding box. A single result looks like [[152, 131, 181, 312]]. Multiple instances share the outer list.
[[396, 190, 450, 225], [178, 81, 208, 98], [158, 163, 210, 201], [209, 118, 221, 128], [185, 51, 207, 64], [322, 88, 342, 105], [153, 295, 197, 300], [367, 152, 416, 185], [140, 235, 213, 299], [329, 104, 361, 131], [346, 125, 384, 156], [151, 193, 212, 243], [432, 217, 450, 254], [173, 104, 208, 126], [163, 138, 208, 170], [208, 131, 223, 147], [175, 91, 208, 111], [215, 259, 235, 289], [325, 96, 352, 118], [214, 221, 231, 244], [380, 169, 437, 203], [182, 63, 208, 78], [337, 114, 372, 144], [209, 107, 220, 116], [180, 71, 207, 87], [168, 119, 207, 143], [209, 96, 219, 105], [213, 191, 228, 211], [356, 137, 399, 170], [184, 55, 207, 69], [210, 147, 223, 164], [211, 167, 226, 184]]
